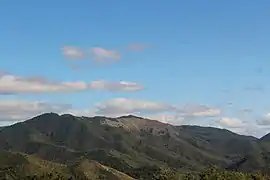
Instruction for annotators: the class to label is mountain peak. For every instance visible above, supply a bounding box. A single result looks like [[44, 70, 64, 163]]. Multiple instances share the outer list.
[[60, 113, 75, 118], [34, 112, 60, 118], [118, 114, 144, 119]]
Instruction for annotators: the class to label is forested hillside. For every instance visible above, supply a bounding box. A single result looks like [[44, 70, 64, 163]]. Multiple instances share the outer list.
[[1, 113, 270, 179]]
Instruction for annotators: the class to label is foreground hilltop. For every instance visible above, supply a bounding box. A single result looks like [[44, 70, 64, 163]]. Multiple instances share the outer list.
[[0, 113, 270, 179], [0, 150, 134, 180]]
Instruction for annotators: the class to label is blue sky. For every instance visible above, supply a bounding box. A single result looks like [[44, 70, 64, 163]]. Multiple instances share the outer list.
[[1, 1, 270, 137]]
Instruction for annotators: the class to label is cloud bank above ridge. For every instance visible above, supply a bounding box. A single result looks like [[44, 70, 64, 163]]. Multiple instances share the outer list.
[[0, 73, 143, 94]]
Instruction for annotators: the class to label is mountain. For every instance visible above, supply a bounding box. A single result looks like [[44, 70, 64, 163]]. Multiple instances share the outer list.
[[226, 132, 270, 173], [0, 113, 270, 179], [260, 133, 270, 142]]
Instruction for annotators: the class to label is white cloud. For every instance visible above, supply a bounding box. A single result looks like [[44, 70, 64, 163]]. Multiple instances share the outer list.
[[89, 80, 143, 92], [0, 97, 221, 133], [218, 117, 246, 128], [66, 98, 187, 126], [257, 113, 270, 125], [90, 47, 120, 62], [62, 46, 87, 59], [178, 104, 221, 117], [243, 126, 269, 138], [62, 46, 121, 62], [191, 108, 221, 117], [0, 74, 87, 94], [2, 98, 265, 138], [94, 98, 174, 116], [0, 100, 72, 121], [0, 97, 267, 138], [67, 109, 96, 118], [77, 98, 221, 122], [0, 73, 143, 94], [0, 98, 176, 123], [146, 113, 185, 125]]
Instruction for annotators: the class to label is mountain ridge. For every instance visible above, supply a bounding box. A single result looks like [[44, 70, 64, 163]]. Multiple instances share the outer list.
[[12, 112, 260, 138], [1, 112, 270, 179]]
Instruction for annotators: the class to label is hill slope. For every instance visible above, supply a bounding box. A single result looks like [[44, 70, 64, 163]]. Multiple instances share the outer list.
[[0, 150, 134, 180], [0, 113, 269, 177], [227, 133, 270, 173]]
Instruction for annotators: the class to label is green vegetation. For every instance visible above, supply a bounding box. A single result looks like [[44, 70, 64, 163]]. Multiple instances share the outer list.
[[1, 155, 269, 180], [0, 151, 134, 180], [0, 113, 270, 179], [180, 168, 270, 180]]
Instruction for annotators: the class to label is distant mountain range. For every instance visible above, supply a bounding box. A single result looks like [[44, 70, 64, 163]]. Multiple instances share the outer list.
[[1, 113, 270, 179]]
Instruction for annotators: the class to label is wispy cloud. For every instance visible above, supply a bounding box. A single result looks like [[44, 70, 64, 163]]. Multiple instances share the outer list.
[[90, 47, 120, 62], [178, 104, 221, 117], [257, 113, 270, 125], [62, 46, 120, 62], [0, 74, 87, 94], [146, 113, 185, 125], [2, 98, 266, 137], [214, 115, 270, 137], [72, 98, 221, 122], [62, 44, 150, 67], [94, 98, 175, 116], [0, 98, 177, 124], [0, 99, 72, 121], [61, 46, 87, 60], [0, 97, 267, 138], [89, 80, 143, 92], [218, 117, 246, 128], [0, 73, 143, 94]]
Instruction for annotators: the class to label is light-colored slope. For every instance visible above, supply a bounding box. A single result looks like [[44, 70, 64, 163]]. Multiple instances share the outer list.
[[76, 159, 135, 180]]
